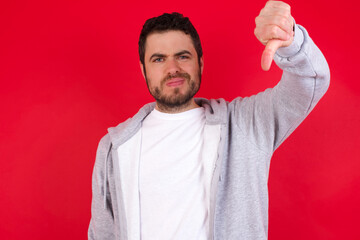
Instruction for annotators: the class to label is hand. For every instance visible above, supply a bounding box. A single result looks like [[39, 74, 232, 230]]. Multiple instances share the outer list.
[[254, 0, 294, 71]]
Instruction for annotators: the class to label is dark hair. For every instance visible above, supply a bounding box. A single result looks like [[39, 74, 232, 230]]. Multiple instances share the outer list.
[[138, 12, 203, 65]]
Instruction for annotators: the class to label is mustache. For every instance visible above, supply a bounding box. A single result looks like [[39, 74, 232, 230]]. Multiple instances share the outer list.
[[162, 72, 191, 83]]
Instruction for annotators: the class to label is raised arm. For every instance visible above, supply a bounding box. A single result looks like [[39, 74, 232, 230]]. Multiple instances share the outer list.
[[230, 1, 330, 153]]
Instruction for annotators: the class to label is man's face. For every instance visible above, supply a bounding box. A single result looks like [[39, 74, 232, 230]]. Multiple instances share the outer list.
[[140, 30, 203, 111]]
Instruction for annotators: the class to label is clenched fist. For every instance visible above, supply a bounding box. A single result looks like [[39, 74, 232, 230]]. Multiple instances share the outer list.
[[254, 0, 294, 71]]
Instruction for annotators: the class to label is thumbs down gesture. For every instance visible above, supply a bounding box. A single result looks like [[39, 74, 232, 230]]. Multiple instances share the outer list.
[[254, 1, 295, 71]]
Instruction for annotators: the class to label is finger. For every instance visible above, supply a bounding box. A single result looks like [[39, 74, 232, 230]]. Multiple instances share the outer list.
[[265, 0, 291, 11], [263, 25, 291, 42], [256, 14, 293, 34], [269, 15, 293, 34], [261, 39, 283, 71], [261, 5, 291, 18]]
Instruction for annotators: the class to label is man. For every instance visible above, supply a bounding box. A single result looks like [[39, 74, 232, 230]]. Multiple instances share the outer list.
[[88, 1, 330, 239]]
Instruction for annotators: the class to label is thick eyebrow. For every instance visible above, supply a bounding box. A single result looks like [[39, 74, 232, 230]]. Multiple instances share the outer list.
[[149, 50, 192, 62], [174, 50, 192, 57]]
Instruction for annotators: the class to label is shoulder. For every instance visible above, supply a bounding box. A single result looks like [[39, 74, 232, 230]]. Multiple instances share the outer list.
[[195, 98, 229, 125], [94, 133, 112, 170], [104, 102, 156, 148]]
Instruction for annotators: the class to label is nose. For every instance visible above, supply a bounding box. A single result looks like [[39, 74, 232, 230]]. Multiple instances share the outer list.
[[165, 58, 181, 75]]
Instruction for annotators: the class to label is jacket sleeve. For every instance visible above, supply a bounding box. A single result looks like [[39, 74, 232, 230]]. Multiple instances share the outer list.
[[88, 134, 116, 240], [230, 24, 330, 153]]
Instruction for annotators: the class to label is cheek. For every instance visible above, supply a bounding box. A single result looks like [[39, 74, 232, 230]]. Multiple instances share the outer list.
[[179, 62, 195, 73], [145, 66, 160, 80], [145, 68, 166, 88], [186, 64, 200, 77]]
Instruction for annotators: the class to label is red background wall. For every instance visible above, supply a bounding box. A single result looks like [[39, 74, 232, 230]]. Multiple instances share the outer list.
[[1, 0, 359, 239]]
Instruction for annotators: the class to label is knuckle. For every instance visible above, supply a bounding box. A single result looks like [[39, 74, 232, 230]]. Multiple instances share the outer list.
[[259, 8, 266, 17], [266, 0, 275, 7], [254, 29, 262, 40], [278, 1, 291, 10], [270, 26, 278, 36], [280, 17, 288, 27]]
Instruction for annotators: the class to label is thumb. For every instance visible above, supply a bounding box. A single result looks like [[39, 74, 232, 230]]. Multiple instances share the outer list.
[[261, 39, 282, 71]]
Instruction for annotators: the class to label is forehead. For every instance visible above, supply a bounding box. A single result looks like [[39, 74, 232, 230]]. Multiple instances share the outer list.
[[144, 30, 196, 57]]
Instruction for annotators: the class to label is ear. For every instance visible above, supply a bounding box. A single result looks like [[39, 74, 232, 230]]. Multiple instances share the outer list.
[[199, 56, 204, 75], [140, 61, 145, 79]]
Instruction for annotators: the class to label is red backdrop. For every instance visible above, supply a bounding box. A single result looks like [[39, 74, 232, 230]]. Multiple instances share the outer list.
[[1, 0, 359, 239]]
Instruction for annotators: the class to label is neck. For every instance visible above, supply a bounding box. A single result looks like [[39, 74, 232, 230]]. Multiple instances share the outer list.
[[155, 98, 199, 114]]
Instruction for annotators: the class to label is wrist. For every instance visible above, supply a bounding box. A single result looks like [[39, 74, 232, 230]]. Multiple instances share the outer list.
[[276, 23, 304, 58]]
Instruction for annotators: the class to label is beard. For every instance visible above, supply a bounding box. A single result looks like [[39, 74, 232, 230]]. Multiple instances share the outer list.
[[145, 70, 201, 111]]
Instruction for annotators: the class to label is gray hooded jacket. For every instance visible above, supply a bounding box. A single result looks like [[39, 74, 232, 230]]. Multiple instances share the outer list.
[[88, 25, 330, 240]]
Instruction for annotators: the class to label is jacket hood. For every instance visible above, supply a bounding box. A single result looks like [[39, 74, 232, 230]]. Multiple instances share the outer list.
[[108, 102, 155, 149]]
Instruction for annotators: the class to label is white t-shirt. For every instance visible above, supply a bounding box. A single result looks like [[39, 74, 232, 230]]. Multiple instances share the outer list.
[[139, 107, 210, 240]]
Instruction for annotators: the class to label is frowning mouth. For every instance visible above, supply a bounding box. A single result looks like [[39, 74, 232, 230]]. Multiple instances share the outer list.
[[166, 77, 185, 87]]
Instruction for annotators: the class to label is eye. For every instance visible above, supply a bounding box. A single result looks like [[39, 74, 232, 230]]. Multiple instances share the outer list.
[[153, 57, 164, 62], [178, 55, 189, 60]]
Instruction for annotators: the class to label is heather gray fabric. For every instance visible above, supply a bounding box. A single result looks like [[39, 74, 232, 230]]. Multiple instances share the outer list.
[[88, 25, 330, 240]]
